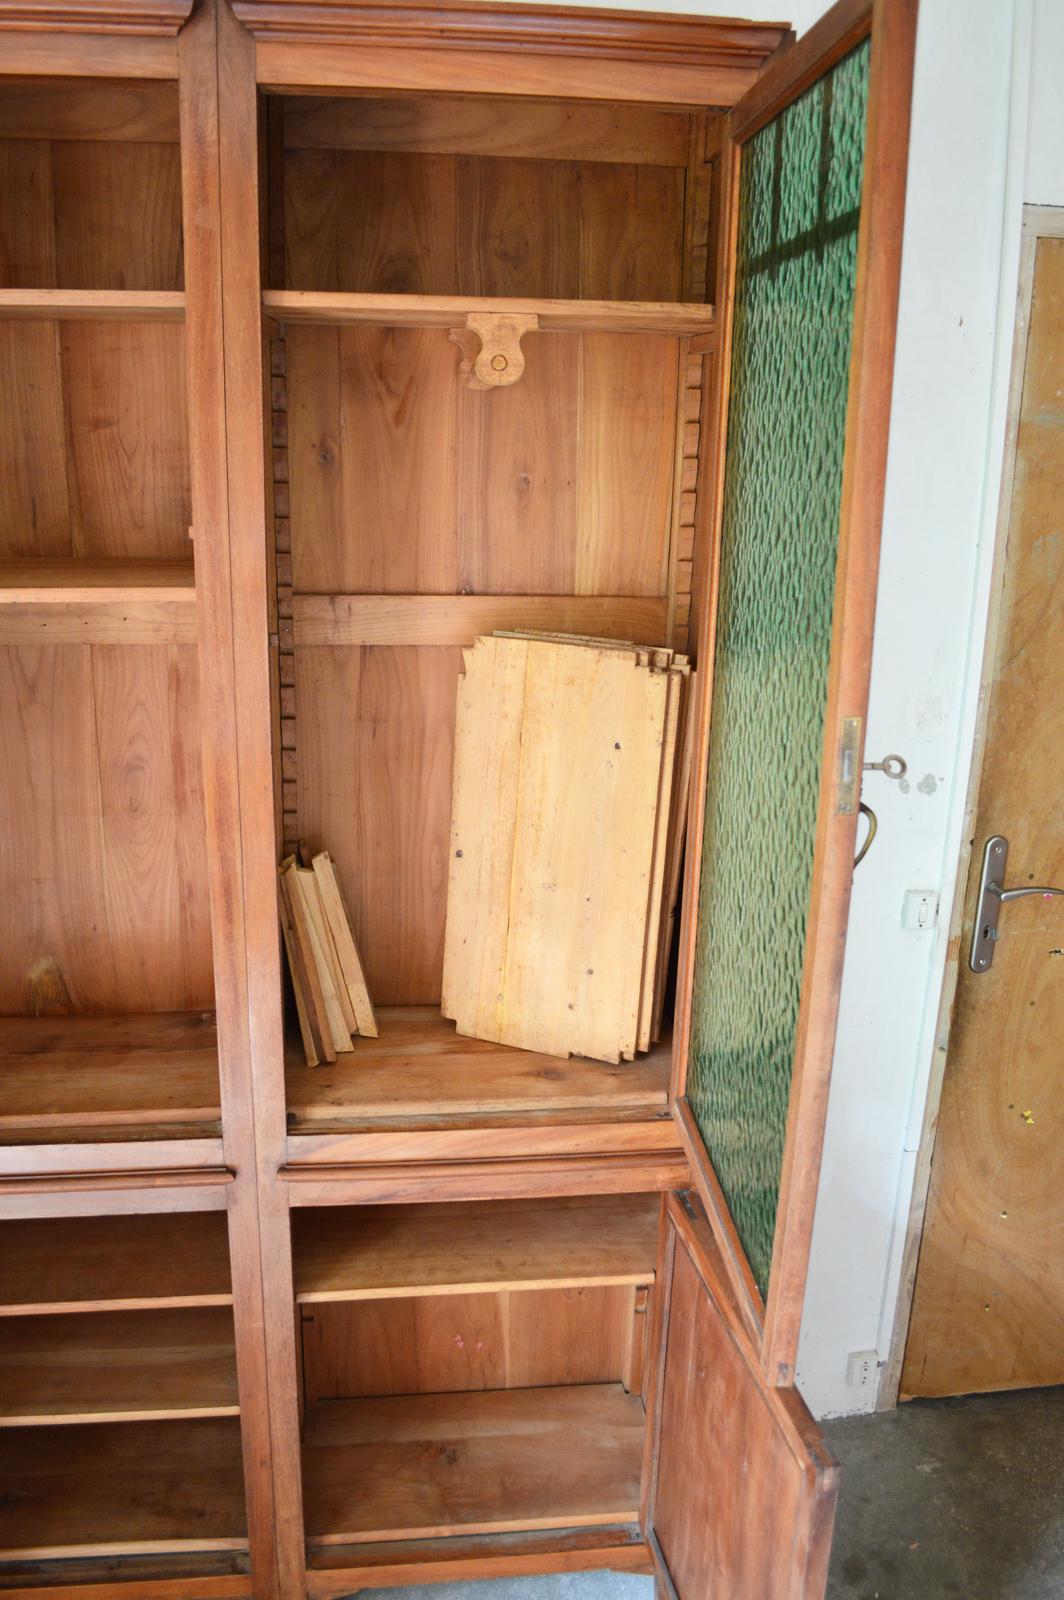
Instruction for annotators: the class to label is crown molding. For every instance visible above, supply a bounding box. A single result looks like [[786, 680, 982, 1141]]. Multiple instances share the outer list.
[[0, 0, 192, 33], [230, 0, 791, 69]]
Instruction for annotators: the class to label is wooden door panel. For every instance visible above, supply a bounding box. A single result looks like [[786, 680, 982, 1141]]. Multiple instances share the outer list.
[[648, 1195, 837, 1599], [901, 231, 1064, 1398]]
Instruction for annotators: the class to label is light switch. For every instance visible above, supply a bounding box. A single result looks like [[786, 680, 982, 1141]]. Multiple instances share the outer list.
[[902, 889, 938, 930]]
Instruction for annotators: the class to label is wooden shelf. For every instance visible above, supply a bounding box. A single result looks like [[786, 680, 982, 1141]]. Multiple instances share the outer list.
[[0, 1418, 248, 1559], [0, 1213, 232, 1316], [0, 289, 186, 323], [285, 1008, 670, 1131], [0, 560, 197, 645], [303, 1383, 644, 1545], [293, 1195, 658, 1304], [0, 1012, 221, 1140], [0, 1308, 239, 1426], [263, 290, 714, 337]]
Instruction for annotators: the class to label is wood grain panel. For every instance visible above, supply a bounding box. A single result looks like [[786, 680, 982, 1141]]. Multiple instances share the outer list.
[[0, 141, 56, 288], [0, 1212, 232, 1315], [283, 148, 687, 301], [649, 1204, 836, 1598], [286, 149, 458, 294], [287, 326, 676, 599], [302, 1384, 644, 1545], [91, 644, 214, 1011], [456, 331, 579, 592], [301, 1285, 636, 1401], [61, 321, 191, 558], [578, 164, 684, 301], [288, 325, 459, 593], [457, 156, 578, 298], [0, 321, 70, 555], [0, 80, 180, 144], [0, 1011, 220, 1135], [0, 1307, 238, 1425], [51, 141, 183, 291], [295, 644, 458, 1003], [293, 1195, 658, 1301], [0, 643, 212, 1014], [576, 334, 677, 596], [282, 95, 691, 167], [292, 594, 668, 647], [902, 235, 1064, 1399], [0, 1419, 248, 1558]]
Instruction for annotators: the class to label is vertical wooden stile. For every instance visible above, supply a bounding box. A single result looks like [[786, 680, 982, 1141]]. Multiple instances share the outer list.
[[177, 2, 284, 1593]]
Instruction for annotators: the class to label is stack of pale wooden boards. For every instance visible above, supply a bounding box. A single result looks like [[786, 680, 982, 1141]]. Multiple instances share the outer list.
[[279, 851, 377, 1066], [443, 631, 692, 1064]]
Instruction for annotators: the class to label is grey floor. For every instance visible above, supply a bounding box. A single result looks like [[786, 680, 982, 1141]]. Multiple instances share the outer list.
[[349, 1387, 1064, 1599]]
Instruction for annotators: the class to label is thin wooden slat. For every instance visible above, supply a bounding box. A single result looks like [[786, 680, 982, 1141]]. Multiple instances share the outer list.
[[264, 290, 714, 337], [282, 94, 691, 167], [0, 600, 197, 643], [0, 558, 195, 599], [293, 1195, 659, 1303], [0, 1212, 232, 1315], [302, 1384, 645, 1545], [0, 1307, 239, 1426], [285, 1009, 670, 1123], [0, 1011, 220, 1135], [0, 289, 186, 320], [312, 852, 378, 1037], [291, 595, 668, 649], [0, 1419, 249, 1559]]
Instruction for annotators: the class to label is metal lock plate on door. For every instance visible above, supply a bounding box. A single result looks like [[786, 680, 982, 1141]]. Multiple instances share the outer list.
[[969, 835, 1064, 972]]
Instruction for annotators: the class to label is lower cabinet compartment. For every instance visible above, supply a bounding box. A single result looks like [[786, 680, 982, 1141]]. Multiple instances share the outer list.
[[303, 1383, 646, 1545], [0, 1417, 249, 1559], [293, 1194, 659, 1551]]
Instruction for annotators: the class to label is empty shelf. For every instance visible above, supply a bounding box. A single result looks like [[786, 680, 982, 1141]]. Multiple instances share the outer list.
[[303, 1384, 645, 1545], [0, 1418, 248, 1558], [0, 1012, 221, 1139], [0, 1309, 239, 1426], [263, 289, 714, 337], [0, 289, 186, 322], [293, 1195, 659, 1303], [286, 1008, 669, 1130], [0, 1213, 232, 1316]]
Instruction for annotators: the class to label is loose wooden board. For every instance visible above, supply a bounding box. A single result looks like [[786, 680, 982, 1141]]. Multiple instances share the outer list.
[[443, 635, 674, 1061]]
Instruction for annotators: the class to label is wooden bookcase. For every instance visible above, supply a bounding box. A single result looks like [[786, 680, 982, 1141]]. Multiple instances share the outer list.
[[0, 1, 916, 1596]]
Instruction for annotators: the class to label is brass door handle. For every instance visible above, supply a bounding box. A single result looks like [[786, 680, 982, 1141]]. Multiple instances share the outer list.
[[970, 835, 1064, 972]]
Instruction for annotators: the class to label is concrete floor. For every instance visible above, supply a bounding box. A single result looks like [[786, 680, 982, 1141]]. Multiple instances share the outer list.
[[350, 1386, 1064, 1599]]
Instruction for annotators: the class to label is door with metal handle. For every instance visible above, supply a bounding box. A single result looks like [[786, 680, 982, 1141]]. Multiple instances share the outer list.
[[969, 835, 1064, 971]]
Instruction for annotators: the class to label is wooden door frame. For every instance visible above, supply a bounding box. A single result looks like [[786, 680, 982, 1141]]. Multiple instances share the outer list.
[[880, 203, 1064, 1410], [668, 0, 919, 1387]]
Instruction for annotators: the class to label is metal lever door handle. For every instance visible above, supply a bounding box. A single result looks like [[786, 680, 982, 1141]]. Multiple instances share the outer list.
[[970, 834, 1064, 972], [989, 882, 1064, 904]]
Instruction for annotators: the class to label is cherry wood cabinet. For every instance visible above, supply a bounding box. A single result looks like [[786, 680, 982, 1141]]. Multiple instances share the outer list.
[[0, 0, 915, 1594]]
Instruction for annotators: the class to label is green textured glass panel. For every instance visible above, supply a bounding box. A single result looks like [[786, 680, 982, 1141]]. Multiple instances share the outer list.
[[687, 41, 870, 1299]]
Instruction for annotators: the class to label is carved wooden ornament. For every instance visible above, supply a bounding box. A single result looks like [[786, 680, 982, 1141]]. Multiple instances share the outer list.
[[450, 311, 539, 390]]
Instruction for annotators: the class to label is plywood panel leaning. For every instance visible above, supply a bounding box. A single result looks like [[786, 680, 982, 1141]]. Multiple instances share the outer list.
[[443, 633, 688, 1062]]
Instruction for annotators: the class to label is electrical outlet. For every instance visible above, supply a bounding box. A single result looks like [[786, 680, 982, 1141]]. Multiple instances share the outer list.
[[846, 1349, 879, 1388]]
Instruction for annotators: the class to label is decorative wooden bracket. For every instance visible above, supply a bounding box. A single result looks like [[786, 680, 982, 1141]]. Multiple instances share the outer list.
[[450, 312, 539, 390]]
